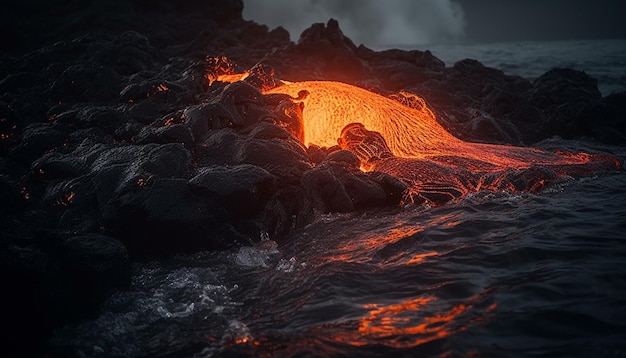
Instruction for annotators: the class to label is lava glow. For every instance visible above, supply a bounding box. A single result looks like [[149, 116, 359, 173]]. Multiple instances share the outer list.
[[214, 72, 249, 84], [328, 293, 496, 349], [265, 81, 620, 172]]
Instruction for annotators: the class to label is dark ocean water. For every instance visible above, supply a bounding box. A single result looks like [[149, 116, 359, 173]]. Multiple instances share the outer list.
[[424, 39, 626, 96], [50, 42, 626, 357]]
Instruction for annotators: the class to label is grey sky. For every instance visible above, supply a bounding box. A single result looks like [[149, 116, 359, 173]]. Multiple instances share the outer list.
[[242, 0, 626, 47], [458, 0, 626, 43]]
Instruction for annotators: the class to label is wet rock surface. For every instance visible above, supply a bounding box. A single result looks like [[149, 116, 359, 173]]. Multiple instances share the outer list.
[[1, 1, 625, 355]]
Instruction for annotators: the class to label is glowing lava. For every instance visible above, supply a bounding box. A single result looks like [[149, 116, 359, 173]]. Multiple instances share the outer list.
[[213, 72, 249, 84], [265, 81, 620, 172]]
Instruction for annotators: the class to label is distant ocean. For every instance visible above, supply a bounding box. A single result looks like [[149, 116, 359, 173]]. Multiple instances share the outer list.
[[48, 39, 626, 358], [405, 39, 626, 96]]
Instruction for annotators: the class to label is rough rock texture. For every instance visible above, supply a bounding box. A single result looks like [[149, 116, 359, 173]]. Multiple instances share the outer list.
[[1, 1, 625, 355]]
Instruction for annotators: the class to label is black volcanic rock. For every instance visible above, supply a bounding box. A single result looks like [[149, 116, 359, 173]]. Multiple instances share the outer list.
[[4, 123, 67, 174], [296, 18, 364, 82], [189, 164, 276, 218], [236, 126, 312, 183], [103, 177, 228, 257], [528, 68, 602, 139], [1, 231, 130, 358], [1, 0, 244, 54], [302, 164, 355, 213], [55, 233, 130, 305], [323, 149, 361, 171], [463, 111, 523, 145], [264, 19, 367, 83], [357, 47, 446, 91], [0, 174, 26, 214], [135, 123, 194, 149], [301, 161, 401, 214], [595, 92, 626, 143], [50, 64, 122, 103]]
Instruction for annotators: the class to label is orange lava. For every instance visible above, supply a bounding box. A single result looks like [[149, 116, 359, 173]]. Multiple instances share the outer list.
[[214, 72, 249, 84], [265, 81, 617, 172]]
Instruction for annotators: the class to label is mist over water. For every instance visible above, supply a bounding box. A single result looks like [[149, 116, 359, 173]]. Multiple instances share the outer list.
[[242, 0, 466, 46]]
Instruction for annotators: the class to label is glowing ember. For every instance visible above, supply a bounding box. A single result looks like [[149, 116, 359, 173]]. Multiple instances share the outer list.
[[21, 187, 30, 200], [206, 55, 249, 85], [57, 192, 76, 207], [214, 72, 249, 84]]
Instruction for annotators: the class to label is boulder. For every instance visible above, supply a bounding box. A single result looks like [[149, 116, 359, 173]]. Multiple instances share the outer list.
[[322, 149, 361, 171], [301, 162, 393, 213], [594, 92, 626, 143], [4, 123, 67, 174], [236, 126, 312, 183], [528, 68, 602, 139], [49, 64, 122, 103], [1, 232, 130, 357], [302, 164, 354, 213], [268, 19, 366, 82], [135, 123, 194, 149], [263, 185, 314, 239], [55, 233, 131, 306], [189, 164, 276, 218], [103, 177, 228, 257]]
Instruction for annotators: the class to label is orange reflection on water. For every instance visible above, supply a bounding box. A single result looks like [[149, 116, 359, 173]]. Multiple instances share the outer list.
[[326, 224, 424, 264], [324, 212, 461, 265], [406, 251, 438, 265], [332, 295, 476, 349], [330, 292, 497, 349]]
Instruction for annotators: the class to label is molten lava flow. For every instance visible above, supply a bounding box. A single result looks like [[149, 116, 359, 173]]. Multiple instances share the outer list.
[[205, 55, 250, 85], [213, 72, 249, 84], [265, 81, 618, 172]]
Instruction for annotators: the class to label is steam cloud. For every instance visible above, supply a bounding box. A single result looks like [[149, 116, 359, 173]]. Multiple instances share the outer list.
[[242, 0, 466, 48]]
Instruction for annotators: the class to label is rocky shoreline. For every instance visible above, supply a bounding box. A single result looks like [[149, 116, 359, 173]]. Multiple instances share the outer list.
[[1, 0, 625, 355]]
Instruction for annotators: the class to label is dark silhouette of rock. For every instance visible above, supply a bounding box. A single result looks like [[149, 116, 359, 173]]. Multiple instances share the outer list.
[[263, 185, 314, 239], [301, 162, 401, 214], [0, 174, 26, 214], [50, 64, 122, 103], [366, 171, 408, 204], [528, 68, 602, 139], [56, 233, 130, 305], [302, 164, 355, 213], [135, 123, 194, 149], [595, 92, 626, 143], [357, 47, 445, 91], [266, 19, 366, 83], [236, 128, 312, 183], [1, 231, 130, 358], [323, 149, 361, 171], [5, 123, 67, 174], [189, 164, 276, 218], [103, 177, 228, 257], [463, 112, 523, 145]]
